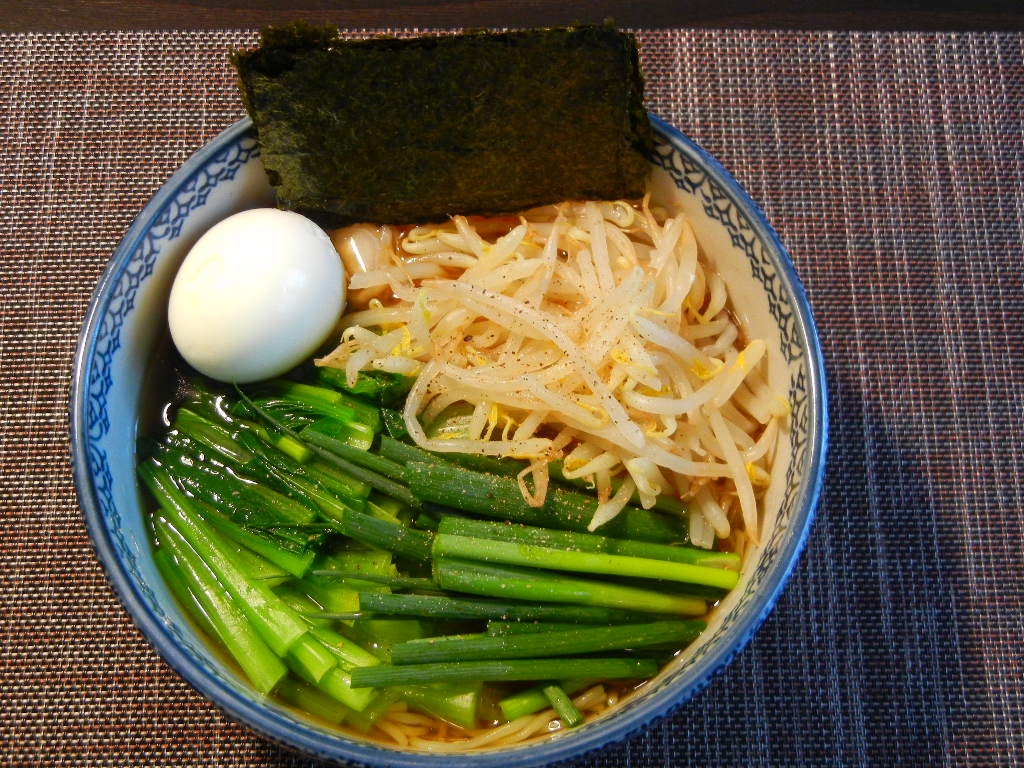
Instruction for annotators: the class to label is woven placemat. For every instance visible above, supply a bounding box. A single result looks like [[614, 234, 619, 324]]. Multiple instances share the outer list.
[[1, 28, 1022, 767]]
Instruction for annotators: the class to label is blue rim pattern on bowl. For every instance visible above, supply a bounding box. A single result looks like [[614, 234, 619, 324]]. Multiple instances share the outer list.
[[70, 115, 828, 768], [74, 128, 261, 620]]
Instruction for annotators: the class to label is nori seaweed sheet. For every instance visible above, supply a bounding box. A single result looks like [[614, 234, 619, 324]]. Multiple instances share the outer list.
[[231, 24, 653, 227]]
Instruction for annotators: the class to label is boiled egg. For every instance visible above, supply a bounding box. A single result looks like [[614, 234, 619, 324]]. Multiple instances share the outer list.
[[168, 208, 346, 383]]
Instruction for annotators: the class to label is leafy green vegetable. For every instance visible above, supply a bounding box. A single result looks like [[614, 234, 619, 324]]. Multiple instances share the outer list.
[[387, 620, 706, 664], [348, 657, 658, 688], [141, 371, 725, 734]]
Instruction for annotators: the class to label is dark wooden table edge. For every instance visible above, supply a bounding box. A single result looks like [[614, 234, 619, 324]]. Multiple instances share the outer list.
[[2, 2, 1023, 34]]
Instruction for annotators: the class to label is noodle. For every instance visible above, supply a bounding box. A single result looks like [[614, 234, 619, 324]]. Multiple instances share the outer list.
[[381, 685, 615, 753]]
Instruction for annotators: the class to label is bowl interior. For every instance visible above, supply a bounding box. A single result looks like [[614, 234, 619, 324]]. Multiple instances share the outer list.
[[70, 116, 827, 767]]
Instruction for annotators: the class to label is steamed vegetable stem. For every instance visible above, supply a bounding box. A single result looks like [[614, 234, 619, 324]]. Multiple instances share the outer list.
[[141, 371, 732, 736], [348, 657, 659, 688]]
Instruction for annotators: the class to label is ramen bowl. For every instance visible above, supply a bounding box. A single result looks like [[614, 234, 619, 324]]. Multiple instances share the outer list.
[[70, 116, 827, 767]]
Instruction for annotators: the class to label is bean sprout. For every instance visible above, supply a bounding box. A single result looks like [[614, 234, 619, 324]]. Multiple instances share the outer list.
[[317, 198, 785, 543]]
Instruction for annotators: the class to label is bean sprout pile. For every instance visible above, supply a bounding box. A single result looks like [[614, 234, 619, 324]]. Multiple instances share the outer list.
[[317, 197, 788, 547]]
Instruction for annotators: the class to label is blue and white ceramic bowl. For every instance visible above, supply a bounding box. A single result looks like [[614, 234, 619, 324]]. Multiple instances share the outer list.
[[70, 116, 828, 767]]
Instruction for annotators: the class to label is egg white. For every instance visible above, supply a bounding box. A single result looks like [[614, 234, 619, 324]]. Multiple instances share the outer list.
[[168, 208, 346, 383]]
